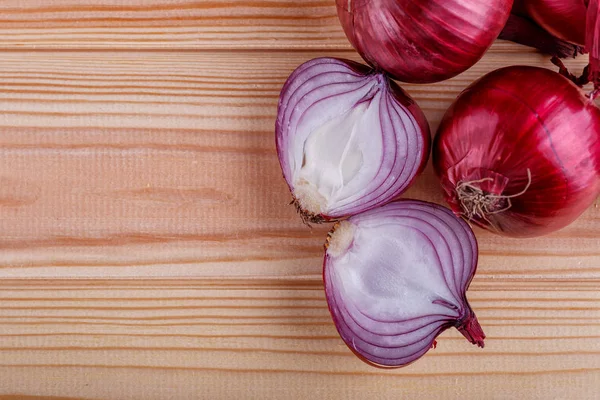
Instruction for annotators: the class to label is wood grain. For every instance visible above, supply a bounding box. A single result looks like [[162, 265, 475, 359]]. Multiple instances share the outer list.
[[0, 0, 347, 50], [0, 50, 597, 282], [0, 0, 599, 397], [0, 279, 599, 399]]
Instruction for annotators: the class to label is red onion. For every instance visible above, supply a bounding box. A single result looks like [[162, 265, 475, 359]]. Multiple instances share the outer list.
[[433, 66, 600, 237], [524, 0, 588, 46], [324, 200, 484, 368], [336, 0, 513, 84], [499, 13, 586, 58], [500, 0, 599, 90], [276, 58, 430, 223]]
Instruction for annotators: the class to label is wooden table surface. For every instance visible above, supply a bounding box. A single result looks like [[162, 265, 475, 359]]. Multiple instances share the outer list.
[[0, 1, 599, 399]]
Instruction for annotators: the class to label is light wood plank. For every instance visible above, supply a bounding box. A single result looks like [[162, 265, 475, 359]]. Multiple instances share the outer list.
[[0, 280, 598, 399], [0, 50, 597, 280], [0, 0, 346, 50]]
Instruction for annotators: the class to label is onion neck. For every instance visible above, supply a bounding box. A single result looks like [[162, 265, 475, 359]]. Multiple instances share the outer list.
[[551, 57, 592, 87], [456, 309, 485, 348]]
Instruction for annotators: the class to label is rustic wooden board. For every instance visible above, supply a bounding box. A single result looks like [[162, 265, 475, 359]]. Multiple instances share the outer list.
[[0, 0, 343, 50], [0, 279, 599, 400], [0, 2, 599, 399]]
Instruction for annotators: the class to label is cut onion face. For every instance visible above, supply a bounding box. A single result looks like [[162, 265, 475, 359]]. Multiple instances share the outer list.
[[324, 200, 484, 368], [276, 58, 430, 223]]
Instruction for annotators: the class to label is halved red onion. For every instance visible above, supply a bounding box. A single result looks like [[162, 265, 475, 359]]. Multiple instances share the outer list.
[[324, 200, 484, 368], [276, 58, 430, 223]]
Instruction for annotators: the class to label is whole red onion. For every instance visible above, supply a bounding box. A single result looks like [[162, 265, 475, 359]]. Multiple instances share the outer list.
[[336, 0, 513, 84], [433, 66, 600, 237]]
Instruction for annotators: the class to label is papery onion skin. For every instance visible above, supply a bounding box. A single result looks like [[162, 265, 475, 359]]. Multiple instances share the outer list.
[[323, 200, 484, 368], [336, 0, 513, 84], [276, 57, 430, 223], [433, 66, 600, 237]]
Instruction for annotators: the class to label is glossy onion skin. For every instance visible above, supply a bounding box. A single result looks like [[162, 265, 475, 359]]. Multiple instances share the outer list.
[[433, 66, 600, 237], [323, 200, 483, 368], [336, 0, 513, 84], [524, 0, 587, 45]]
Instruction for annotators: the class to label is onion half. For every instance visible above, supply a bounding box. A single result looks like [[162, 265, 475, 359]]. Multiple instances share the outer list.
[[433, 66, 600, 237], [276, 58, 430, 223], [324, 200, 484, 368], [336, 0, 513, 84]]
